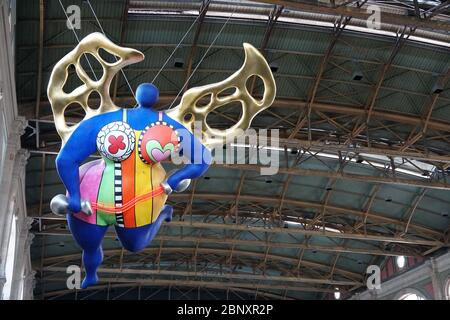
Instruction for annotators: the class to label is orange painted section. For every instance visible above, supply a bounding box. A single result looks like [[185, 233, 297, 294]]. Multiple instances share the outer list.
[[122, 151, 136, 228]]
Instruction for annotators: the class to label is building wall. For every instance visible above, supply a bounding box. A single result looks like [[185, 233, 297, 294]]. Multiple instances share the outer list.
[[351, 250, 450, 300], [380, 255, 425, 282], [0, 0, 34, 300]]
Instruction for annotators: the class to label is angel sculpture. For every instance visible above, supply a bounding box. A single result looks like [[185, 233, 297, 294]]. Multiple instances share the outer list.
[[48, 33, 276, 289]]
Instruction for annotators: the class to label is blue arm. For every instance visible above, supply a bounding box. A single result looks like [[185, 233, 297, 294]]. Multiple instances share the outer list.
[[166, 124, 212, 190], [55, 119, 99, 212]]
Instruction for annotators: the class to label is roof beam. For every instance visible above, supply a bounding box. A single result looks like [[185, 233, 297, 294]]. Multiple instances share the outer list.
[[43, 278, 338, 297], [233, 171, 246, 221], [34, 0, 44, 150], [32, 215, 441, 247], [34, 229, 420, 256], [112, 0, 130, 102], [170, 193, 444, 239], [223, 163, 450, 190], [354, 184, 380, 231], [401, 68, 450, 151], [43, 266, 360, 286], [289, 15, 350, 140], [424, 0, 450, 19], [35, 0, 44, 117], [25, 161, 450, 217], [18, 43, 450, 78], [42, 247, 364, 281], [23, 95, 450, 134], [401, 188, 427, 236], [26, 123, 450, 164], [280, 136, 450, 164], [413, 0, 422, 18], [168, 220, 440, 247], [260, 5, 283, 53], [346, 27, 414, 144], [255, 0, 450, 32], [183, 0, 210, 91], [41, 275, 346, 294], [43, 283, 292, 300], [247, 4, 283, 93]]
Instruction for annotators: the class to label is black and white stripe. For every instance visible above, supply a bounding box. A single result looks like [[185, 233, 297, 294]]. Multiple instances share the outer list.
[[138, 126, 151, 164], [114, 162, 124, 227]]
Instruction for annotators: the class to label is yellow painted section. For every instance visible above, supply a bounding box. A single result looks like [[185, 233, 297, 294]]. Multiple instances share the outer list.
[[134, 130, 153, 226], [133, 132, 167, 226], [150, 163, 168, 223]]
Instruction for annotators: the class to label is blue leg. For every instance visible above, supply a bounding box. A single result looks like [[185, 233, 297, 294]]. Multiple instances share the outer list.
[[67, 214, 108, 289], [115, 205, 173, 252]]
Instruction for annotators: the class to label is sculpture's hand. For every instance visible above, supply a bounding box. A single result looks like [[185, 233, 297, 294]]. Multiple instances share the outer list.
[[50, 194, 93, 216], [160, 180, 172, 195], [174, 179, 191, 193], [68, 195, 82, 213], [161, 178, 192, 195]]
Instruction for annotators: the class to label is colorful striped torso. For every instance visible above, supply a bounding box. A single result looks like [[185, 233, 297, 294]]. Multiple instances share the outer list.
[[74, 110, 180, 227]]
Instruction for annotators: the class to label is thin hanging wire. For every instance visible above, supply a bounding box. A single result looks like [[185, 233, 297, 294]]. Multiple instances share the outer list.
[[151, 2, 211, 84], [85, 0, 136, 100], [167, 6, 237, 110], [58, 0, 99, 81]]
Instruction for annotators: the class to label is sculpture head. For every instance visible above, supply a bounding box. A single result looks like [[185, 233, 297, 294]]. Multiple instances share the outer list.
[[136, 83, 159, 108]]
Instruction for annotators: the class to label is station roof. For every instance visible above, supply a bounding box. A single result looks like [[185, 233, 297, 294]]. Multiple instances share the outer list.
[[15, 0, 450, 299]]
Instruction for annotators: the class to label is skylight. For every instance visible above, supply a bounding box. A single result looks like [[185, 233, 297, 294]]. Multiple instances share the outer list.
[[399, 292, 426, 300], [284, 217, 343, 233], [129, 3, 450, 49], [229, 143, 435, 179], [396, 256, 406, 269]]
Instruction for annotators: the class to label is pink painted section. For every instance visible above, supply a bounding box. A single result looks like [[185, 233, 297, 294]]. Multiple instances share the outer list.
[[73, 159, 105, 224], [79, 159, 101, 180]]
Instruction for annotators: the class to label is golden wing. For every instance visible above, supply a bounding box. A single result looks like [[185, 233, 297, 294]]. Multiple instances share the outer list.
[[166, 43, 276, 148], [47, 32, 144, 144]]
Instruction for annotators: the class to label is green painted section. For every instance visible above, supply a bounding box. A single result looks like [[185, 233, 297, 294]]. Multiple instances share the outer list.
[[96, 159, 117, 226]]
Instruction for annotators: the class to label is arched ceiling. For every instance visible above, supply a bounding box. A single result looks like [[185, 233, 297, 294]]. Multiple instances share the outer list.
[[15, 0, 450, 299]]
